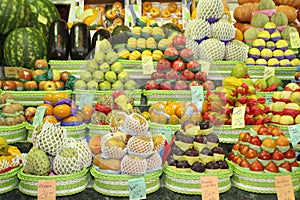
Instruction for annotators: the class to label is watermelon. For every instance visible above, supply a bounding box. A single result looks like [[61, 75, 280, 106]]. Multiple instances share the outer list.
[[29, 0, 61, 40], [0, 0, 31, 35], [0, 35, 6, 66], [4, 27, 47, 69]]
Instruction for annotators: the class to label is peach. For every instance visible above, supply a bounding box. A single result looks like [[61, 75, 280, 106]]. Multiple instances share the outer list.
[[88, 135, 101, 154]]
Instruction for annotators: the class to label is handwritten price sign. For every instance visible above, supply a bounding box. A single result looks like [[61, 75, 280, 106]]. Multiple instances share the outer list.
[[201, 176, 219, 200], [263, 66, 275, 80], [191, 86, 204, 102], [288, 124, 300, 147], [158, 127, 172, 142], [275, 175, 295, 200], [290, 32, 300, 49], [38, 180, 56, 200], [142, 56, 154, 75], [33, 106, 46, 126], [128, 177, 146, 200], [232, 106, 246, 129], [78, 92, 94, 110], [265, 94, 273, 105]]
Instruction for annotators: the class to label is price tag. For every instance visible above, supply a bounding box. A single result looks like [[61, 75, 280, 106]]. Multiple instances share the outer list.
[[199, 60, 211, 76], [288, 124, 300, 147], [158, 127, 172, 142], [263, 66, 275, 80], [142, 56, 154, 75], [78, 93, 94, 110], [275, 175, 295, 200], [191, 86, 204, 102], [265, 94, 273, 105], [290, 32, 300, 49], [33, 106, 46, 126], [38, 180, 56, 200], [38, 14, 48, 25], [128, 177, 146, 200], [79, 9, 94, 21], [232, 106, 246, 129], [200, 176, 219, 200]]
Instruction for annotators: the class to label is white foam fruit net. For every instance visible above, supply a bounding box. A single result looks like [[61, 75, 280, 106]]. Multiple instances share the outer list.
[[185, 19, 211, 40], [127, 136, 154, 155], [121, 155, 147, 175], [211, 19, 235, 41], [146, 151, 162, 172], [0, 159, 10, 171], [120, 113, 148, 136], [196, 0, 224, 20], [153, 135, 167, 152], [52, 147, 81, 175], [101, 135, 127, 159], [67, 138, 92, 168], [33, 121, 67, 156], [198, 38, 226, 61], [109, 111, 127, 133], [225, 40, 250, 61], [186, 39, 200, 60]]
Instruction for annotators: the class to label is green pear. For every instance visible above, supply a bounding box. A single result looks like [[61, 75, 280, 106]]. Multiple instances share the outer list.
[[118, 71, 129, 83], [99, 39, 113, 53], [74, 80, 87, 90], [86, 60, 99, 73], [124, 80, 136, 90], [105, 71, 117, 83], [105, 51, 118, 65], [93, 70, 104, 83], [99, 81, 111, 90], [94, 51, 105, 64], [99, 62, 110, 73], [112, 80, 124, 91], [110, 62, 123, 74], [80, 70, 92, 82], [87, 80, 99, 90]]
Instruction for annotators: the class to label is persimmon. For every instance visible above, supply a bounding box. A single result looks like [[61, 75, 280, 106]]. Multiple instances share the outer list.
[[39, 103, 53, 116], [53, 104, 71, 118], [50, 92, 69, 105], [42, 115, 58, 124]]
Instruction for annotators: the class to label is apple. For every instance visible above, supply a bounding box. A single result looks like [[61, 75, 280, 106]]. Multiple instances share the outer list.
[[14, 81, 24, 91], [186, 60, 200, 72], [151, 71, 166, 80], [239, 159, 250, 168], [252, 125, 263, 133], [202, 80, 215, 90], [164, 46, 179, 58], [159, 81, 172, 90], [232, 155, 243, 165], [55, 81, 65, 90], [239, 145, 249, 155], [228, 152, 234, 160], [145, 80, 159, 90], [165, 70, 179, 81], [172, 34, 186, 47], [1, 80, 17, 91], [291, 160, 299, 167], [272, 149, 285, 160], [38, 81, 46, 91], [258, 150, 272, 160], [180, 48, 193, 61], [172, 58, 185, 71], [180, 70, 194, 81], [262, 138, 276, 149], [265, 161, 278, 173], [232, 142, 242, 151], [60, 71, 70, 82], [0, 81, 2, 88], [279, 161, 291, 171], [238, 132, 247, 141], [271, 126, 282, 136], [156, 58, 172, 71], [174, 80, 189, 90], [275, 135, 289, 146], [284, 149, 295, 159], [242, 133, 252, 143], [189, 81, 201, 87], [258, 125, 272, 135], [18, 69, 32, 81], [24, 81, 38, 91], [32, 69, 46, 78], [250, 136, 262, 146], [245, 148, 258, 159], [295, 71, 300, 80], [43, 81, 57, 91], [249, 160, 264, 171], [52, 69, 61, 81], [195, 71, 208, 82], [24, 107, 36, 121]]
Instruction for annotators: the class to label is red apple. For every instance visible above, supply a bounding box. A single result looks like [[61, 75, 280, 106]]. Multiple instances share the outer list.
[[250, 136, 262, 146], [180, 48, 193, 60], [145, 80, 159, 90], [249, 160, 264, 171], [228, 152, 234, 160], [295, 71, 300, 80], [202, 80, 215, 90], [291, 160, 299, 167], [284, 149, 296, 159], [24, 81, 38, 91], [172, 34, 186, 47], [60, 71, 70, 82], [173, 80, 189, 90], [14, 81, 24, 91], [156, 58, 172, 71], [18, 69, 32, 81], [1, 80, 17, 91], [189, 81, 201, 87], [275, 135, 290, 146], [172, 58, 185, 71], [159, 81, 172, 90], [252, 125, 263, 133], [245, 148, 258, 159], [239, 145, 249, 155], [55, 81, 65, 90], [32, 69, 46, 77], [180, 70, 194, 81], [232, 142, 242, 151], [38, 81, 47, 91], [238, 132, 247, 141], [272, 149, 285, 161], [280, 161, 291, 171], [24, 107, 36, 122], [271, 126, 283, 136], [165, 70, 179, 81], [265, 161, 278, 173], [195, 71, 208, 82], [258, 150, 272, 160], [151, 71, 166, 80], [242, 133, 252, 143], [258, 125, 272, 135], [186, 60, 200, 72], [164, 46, 179, 57], [232, 155, 243, 165], [43, 81, 57, 91], [239, 159, 250, 168]]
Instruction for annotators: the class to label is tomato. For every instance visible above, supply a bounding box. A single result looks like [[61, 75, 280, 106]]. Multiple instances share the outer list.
[[53, 104, 71, 118]]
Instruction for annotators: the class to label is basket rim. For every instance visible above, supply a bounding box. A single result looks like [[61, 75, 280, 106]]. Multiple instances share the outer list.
[[0, 165, 22, 179], [72, 89, 143, 95], [26, 123, 86, 130], [87, 124, 110, 130], [7, 90, 72, 96], [0, 122, 26, 131]]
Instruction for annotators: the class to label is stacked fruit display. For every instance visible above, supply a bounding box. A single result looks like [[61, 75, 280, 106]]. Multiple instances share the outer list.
[[23, 121, 92, 176], [0, 92, 26, 126], [228, 125, 299, 172], [0, 137, 21, 173], [269, 83, 300, 125], [166, 120, 229, 173], [294, 66, 300, 84], [145, 34, 214, 90], [91, 113, 164, 175], [24, 92, 92, 125], [90, 91, 140, 125], [74, 39, 136, 91]]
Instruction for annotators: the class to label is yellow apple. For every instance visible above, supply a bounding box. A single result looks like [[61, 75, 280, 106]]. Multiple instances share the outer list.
[[52, 69, 61, 81], [43, 81, 57, 91]]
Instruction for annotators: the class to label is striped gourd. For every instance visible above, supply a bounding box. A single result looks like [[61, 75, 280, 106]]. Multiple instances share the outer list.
[[0, 0, 31, 35], [4, 27, 47, 68]]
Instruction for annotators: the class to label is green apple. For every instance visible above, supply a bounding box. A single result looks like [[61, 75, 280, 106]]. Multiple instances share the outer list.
[[124, 80, 136, 90], [112, 80, 124, 91], [105, 71, 117, 83], [94, 51, 105, 64], [74, 80, 87, 90], [93, 70, 104, 83], [80, 70, 92, 82], [87, 80, 99, 90], [99, 62, 110, 73], [99, 81, 111, 90], [86, 60, 99, 73], [118, 71, 129, 83], [110, 62, 123, 74], [99, 39, 112, 53]]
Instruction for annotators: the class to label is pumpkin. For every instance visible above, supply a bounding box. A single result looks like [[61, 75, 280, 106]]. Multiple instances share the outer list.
[[235, 28, 244, 41], [251, 13, 270, 28], [273, 0, 300, 9], [276, 5, 297, 23], [271, 12, 288, 27], [234, 3, 259, 23], [234, 22, 252, 33], [238, 0, 260, 5]]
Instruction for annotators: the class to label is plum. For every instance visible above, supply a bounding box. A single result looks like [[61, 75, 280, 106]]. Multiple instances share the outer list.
[[191, 162, 205, 173]]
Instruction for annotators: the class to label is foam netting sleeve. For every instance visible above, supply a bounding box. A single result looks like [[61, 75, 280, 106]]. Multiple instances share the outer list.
[[211, 19, 235, 41], [101, 135, 127, 159], [121, 155, 148, 175], [119, 113, 149, 136], [33, 121, 68, 156], [196, 0, 224, 20], [67, 138, 92, 169], [127, 136, 154, 155], [225, 40, 250, 61], [185, 19, 211, 40], [0, 160, 10, 172], [146, 151, 162, 172], [198, 38, 226, 61], [186, 39, 200, 60], [153, 135, 167, 152]]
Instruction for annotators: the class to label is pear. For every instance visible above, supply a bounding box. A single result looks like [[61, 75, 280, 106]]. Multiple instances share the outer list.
[[80, 70, 92, 82], [99, 62, 110, 73], [86, 60, 99, 73], [110, 62, 123, 74], [94, 51, 105, 64], [99, 39, 113, 53], [93, 70, 104, 83], [118, 71, 130, 83], [74, 80, 87, 90], [112, 80, 124, 91], [99, 81, 111, 90], [124, 80, 136, 90], [105, 71, 117, 83], [87, 80, 99, 90], [105, 51, 118, 65]]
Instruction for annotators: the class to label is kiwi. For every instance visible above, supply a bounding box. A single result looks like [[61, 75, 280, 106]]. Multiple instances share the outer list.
[[0, 94, 6, 104], [5, 117, 17, 126], [12, 103, 23, 112], [2, 105, 15, 114], [0, 119, 4, 126], [2, 92, 14, 101], [19, 115, 26, 123]]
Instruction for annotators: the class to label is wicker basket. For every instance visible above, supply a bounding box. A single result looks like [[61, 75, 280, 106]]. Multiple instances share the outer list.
[[0, 122, 27, 143], [18, 167, 91, 196], [87, 124, 111, 137], [227, 159, 300, 194], [213, 125, 254, 144], [49, 60, 88, 78], [7, 90, 72, 106], [0, 165, 22, 194], [26, 123, 87, 142], [90, 166, 162, 197], [163, 165, 232, 195], [118, 59, 157, 80], [149, 121, 180, 132]]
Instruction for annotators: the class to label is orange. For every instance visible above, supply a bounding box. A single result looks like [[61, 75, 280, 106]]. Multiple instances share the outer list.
[[175, 106, 186, 118], [39, 103, 53, 116], [169, 114, 179, 125], [44, 93, 53, 103], [202, 101, 208, 113], [42, 115, 58, 124], [164, 105, 175, 116], [168, 101, 180, 110], [53, 104, 71, 118], [51, 92, 69, 105]]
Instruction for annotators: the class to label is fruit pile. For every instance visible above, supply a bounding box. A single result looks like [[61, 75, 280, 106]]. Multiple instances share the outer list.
[[228, 125, 299, 173], [145, 34, 214, 91], [0, 137, 21, 173], [269, 83, 300, 125], [0, 92, 26, 126], [148, 101, 207, 125], [74, 39, 136, 91], [166, 120, 229, 173], [294, 66, 300, 84], [24, 92, 92, 126], [91, 113, 164, 175], [24, 121, 92, 176], [90, 91, 140, 125]]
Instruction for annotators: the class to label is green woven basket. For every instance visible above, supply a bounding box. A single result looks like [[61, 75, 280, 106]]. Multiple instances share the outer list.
[[0, 122, 27, 143], [49, 60, 88, 78], [149, 121, 180, 132], [90, 166, 162, 197], [118, 59, 158, 70], [214, 125, 253, 144], [163, 165, 233, 195], [18, 167, 91, 196], [0, 165, 22, 194], [227, 159, 300, 194], [87, 124, 110, 137], [7, 90, 72, 106], [26, 123, 87, 143]]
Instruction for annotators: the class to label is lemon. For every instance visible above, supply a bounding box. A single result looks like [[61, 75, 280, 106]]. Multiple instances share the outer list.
[[142, 111, 150, 120]]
